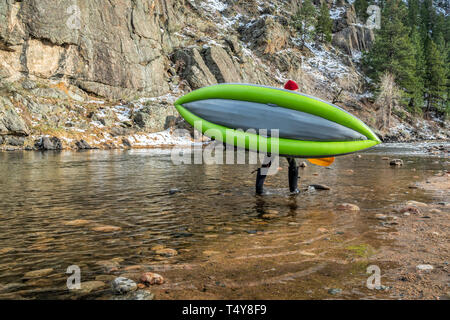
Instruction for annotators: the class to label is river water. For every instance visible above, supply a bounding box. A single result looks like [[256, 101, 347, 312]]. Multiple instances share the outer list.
[[0, 142, 448, 299]]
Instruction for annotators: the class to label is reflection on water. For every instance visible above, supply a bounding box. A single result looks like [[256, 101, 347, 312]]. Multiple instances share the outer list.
[[0, 142, 448, 299]]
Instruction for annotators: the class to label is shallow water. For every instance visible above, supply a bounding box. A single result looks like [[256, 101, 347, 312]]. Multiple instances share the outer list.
[[0, 142, 448, 299]]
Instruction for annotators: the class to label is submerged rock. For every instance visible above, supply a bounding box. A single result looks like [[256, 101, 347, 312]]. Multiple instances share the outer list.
[[113, 289, 154, 300], [154, 248, 178, 257], [399, 206, 421, 215], [78, 281, 106, 294], [336, 203, 360, 211], [328, 288, 342, 295], [140, 272, 164, 285], [92, 225, 122, 232], [63, 219, 92, 226], [0, 247, 15, 254], [111, 277, 137, 295], [390, 159, 403, 166], [309, 184, 331, 190], [23, 268, 53, 279]]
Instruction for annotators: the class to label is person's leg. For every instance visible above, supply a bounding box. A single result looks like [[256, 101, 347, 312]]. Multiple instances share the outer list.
[[256, 155, 272, 195], [287, 157, 299, 193]]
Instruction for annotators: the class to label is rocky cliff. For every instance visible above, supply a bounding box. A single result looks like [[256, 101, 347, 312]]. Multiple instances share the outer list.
[[0, 0, 448, 151]]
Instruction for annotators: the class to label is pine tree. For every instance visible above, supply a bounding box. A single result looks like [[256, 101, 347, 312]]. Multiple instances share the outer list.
[[419, 0, 435, 40], [410, 28, 425, 112], [423, 36, 447, 115], [292, 0, 317, 48], [407, 0, 421, 29], [316, 3, 332, 43], [354, 0, 369, 22], [362, 0, 420, 109]]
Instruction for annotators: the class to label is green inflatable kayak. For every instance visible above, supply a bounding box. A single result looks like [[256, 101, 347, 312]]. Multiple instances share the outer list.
[[174, 83, 381, 158]]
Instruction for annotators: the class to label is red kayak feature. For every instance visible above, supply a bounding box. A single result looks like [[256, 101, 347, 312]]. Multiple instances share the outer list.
[[284, 80, 299, 91]]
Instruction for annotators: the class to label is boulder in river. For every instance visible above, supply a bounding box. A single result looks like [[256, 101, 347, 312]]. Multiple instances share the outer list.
[[75, 139, 92, 150], [35, 136, 63, 150], [111, 277, 137, 295]]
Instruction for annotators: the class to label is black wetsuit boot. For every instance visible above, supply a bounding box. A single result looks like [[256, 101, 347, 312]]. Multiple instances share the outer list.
[[255, 160, 271, 195], [287, 158, 299, 193]]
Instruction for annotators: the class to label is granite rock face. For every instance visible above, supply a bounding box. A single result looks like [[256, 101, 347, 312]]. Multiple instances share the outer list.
[[0, 0, 447, 149]]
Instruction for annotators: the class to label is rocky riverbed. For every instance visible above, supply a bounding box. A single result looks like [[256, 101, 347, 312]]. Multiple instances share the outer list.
[[0, 142, 448, 300]]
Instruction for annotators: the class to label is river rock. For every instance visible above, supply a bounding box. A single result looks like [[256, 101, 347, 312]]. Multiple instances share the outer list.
[[400, 206, 421, 215], [92, 225, 122, 232], [203, 250, 221, 256], [119, 272, 141, 282], [111, 277, 137, 294], [113, 289, 154, 300], [35, 136, 63, 150], [0, 97, 29, 136], [5, 136, 25, 146], [123, 265, 144, 272], [23, 268, 53, 279], [375, 214, 388, 220], [0, 247, 15, 254], [140, 272, 165, 285], [416, 264, 433, 271], [95, 275, 116, 282], [154, 248, 178, 257], [261, 213, 278, 219], [406, 201, 428, 207], [309, 184, 331, 190], [78, 281, 106, 294], [64, 219, 92, 226], [337, 203, 360, 211], [0, 283, 27, 293], [390, 159, 403, 166], [328, 288, 342, 295], [75, 139, 92, 150], [95, 260, 120, 273]]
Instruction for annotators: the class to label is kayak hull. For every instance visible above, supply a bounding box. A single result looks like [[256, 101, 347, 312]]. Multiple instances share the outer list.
[[174, 84, 381, 157]]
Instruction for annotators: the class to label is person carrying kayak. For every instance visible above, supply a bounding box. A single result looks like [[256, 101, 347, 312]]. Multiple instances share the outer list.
[[255, 80, 300, 195]]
